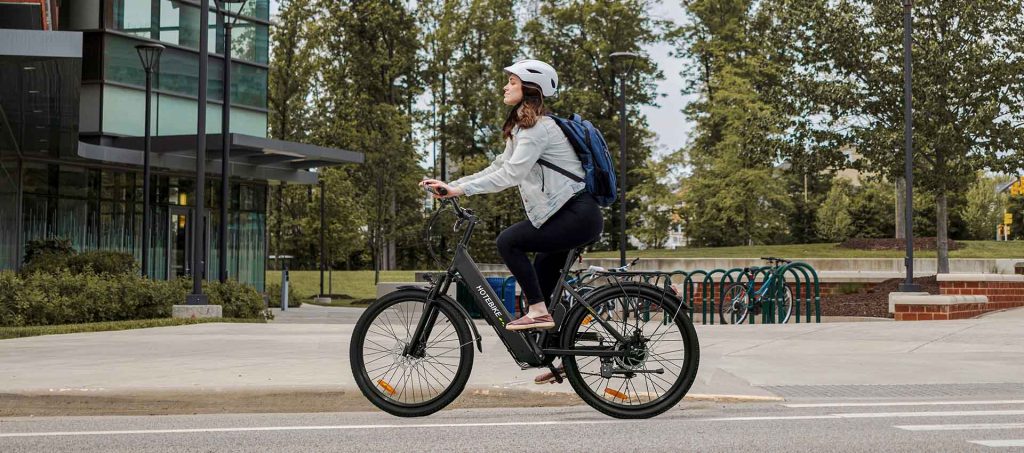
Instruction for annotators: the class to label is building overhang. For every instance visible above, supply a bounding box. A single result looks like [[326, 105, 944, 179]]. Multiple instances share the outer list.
[[78, 133, 364, 184]]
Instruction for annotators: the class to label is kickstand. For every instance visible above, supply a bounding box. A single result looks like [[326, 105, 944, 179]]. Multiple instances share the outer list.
[[547, 363, 564, 384]]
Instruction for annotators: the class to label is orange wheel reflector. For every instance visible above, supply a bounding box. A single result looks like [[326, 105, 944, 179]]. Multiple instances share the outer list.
[[582, 315, 593, 325], [604, 388, 628, 400], [377, 380, 396, 395]]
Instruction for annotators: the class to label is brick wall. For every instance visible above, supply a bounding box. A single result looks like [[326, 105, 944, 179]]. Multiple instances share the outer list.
[[890, 277, 1024, 321], [938, 280, 1024, 312]]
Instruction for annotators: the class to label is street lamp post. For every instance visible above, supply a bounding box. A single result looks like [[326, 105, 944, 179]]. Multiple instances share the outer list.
[[899, 0, 920, 292], [187, 0, 212, 305], [215, 0, 248, 283], [319, 178, 326, 297], [135, 43, 164, 279], [609, 51, 639, 267]]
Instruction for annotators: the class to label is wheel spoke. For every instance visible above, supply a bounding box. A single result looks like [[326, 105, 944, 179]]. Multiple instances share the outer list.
[[354, 299, 469, 408]]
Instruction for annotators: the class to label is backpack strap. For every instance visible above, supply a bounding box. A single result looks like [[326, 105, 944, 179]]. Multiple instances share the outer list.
[[538, 159, 584, 183]]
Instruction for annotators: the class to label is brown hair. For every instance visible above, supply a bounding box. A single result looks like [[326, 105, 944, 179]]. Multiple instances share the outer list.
[[502, 82, 548, 139]]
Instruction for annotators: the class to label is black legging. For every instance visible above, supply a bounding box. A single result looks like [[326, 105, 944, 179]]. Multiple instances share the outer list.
[[496, 192, 603, 307]]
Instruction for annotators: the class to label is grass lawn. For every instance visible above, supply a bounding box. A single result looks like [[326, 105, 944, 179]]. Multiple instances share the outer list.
[[277, 241, 1024, 306], [586, 241, 1024, 259], [0, 318, 265, 340], [270, 270, 418, 303]]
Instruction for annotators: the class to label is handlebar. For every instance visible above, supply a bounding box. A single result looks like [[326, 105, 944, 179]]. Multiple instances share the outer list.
[[424, 184, 474, 222], [760, 256, 792, 265]]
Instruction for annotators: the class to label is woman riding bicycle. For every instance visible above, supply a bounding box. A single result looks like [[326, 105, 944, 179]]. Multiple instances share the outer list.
[[419, 59, 603, 334]]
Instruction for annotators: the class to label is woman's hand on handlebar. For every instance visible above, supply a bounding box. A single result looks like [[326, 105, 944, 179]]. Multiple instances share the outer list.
[[420, 179, 463, 199]]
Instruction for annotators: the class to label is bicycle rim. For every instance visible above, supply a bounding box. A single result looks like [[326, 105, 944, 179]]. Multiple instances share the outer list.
[[356, 298, 470, 407], [566, 290, 694, 411]]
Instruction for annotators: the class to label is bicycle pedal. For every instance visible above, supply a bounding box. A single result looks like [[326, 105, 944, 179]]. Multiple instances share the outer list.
[[547, 364, 564, 384]]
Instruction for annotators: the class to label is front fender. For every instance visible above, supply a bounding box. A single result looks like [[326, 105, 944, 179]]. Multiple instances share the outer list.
[[395, 285, 483, 352]]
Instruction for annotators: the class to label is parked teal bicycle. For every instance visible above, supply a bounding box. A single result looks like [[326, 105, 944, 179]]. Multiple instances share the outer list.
[[719, 257, 794, 324]]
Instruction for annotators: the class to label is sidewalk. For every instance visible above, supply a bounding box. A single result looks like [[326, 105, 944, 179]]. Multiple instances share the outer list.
[[1, 307, 1022, 407]]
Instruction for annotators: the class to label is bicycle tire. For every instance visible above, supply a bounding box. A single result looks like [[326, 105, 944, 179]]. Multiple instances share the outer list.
[[561, 283, 700, 419], [350, 289, 474, 417], [776, 286, 794, 324], [719, 283, 750, 324]]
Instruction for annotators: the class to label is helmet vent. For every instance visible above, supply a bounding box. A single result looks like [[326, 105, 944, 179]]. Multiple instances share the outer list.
[[526, 68, 543, 74]]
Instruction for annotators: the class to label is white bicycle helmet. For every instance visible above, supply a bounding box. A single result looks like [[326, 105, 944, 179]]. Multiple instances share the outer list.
[[504, 59, 558, 97]]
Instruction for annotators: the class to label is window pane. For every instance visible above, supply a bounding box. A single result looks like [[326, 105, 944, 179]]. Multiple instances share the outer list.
[[22, 194, 52, 244], [227, 19, 269, 64], [0, 156, 18, 270], [59, 165, 89, 198], [237, 0, 270, 21], [112, 0, 155, 39], [22, 162, 54, 195], [57, 198, 94, 251], [232, 61, 267, 108]]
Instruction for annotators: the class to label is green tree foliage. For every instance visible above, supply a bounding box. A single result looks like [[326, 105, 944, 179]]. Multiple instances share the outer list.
[[796, 0, 1024, 271], [847, 179, 895, 239], [626, 156, 680, 249], [268, 0, 315, 142], [815, 180, 853, 242], [677, 0, 794, 246], [961, 173, 1011, 240], [524, 0, 668, 251], [419, 0, 526, 263]]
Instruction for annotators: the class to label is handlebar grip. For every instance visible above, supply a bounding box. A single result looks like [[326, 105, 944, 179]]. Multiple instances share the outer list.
[[423, 184, 449, 196]]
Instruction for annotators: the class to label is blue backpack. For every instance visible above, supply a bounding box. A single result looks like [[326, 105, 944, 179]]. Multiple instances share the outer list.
[[538, 114, 618, 207]]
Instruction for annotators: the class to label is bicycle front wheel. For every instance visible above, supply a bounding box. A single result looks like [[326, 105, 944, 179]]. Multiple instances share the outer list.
[[562, 283, 700, 419], [719, 283, 750, 324], [349, 289, 474, 417]]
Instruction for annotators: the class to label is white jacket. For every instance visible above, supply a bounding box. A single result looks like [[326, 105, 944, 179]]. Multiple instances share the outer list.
[[451, 116, 586, 228]]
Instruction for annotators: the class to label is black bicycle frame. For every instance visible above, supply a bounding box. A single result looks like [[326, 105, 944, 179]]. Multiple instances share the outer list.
[[408, 202, 628, 368]]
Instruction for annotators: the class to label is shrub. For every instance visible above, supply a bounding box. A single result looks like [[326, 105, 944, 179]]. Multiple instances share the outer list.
[[22, 249, 138, 276], [206, 280, 272, 320], [0, 270, 269, 327], [24, 238, 74, 263], [265, 282, 304, 308], [67, 251, 138, 275], [20, 252, 71, 275]]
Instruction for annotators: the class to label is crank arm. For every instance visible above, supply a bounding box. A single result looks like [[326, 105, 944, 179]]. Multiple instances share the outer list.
[[611, 368, 664, 374]]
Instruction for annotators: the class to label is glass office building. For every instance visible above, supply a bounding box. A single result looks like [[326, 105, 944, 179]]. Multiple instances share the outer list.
[[0, 1, 362, 290]]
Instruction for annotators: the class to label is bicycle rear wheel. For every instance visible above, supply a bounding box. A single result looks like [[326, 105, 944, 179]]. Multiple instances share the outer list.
[[349, 289, 474, 417], [775, 286, 794, 324], [561, 283, 700, 419], [719, 283, 750, 324]]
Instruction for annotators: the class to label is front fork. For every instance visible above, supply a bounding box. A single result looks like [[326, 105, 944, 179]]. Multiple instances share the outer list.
[[404, 272, 454, 358]]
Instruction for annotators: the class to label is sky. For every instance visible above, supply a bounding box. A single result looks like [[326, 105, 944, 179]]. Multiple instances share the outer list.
[[268, 0, 697, 162]]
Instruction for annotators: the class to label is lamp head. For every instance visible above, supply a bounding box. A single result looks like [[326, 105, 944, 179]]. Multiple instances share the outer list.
[[135, 43, 165, 72]]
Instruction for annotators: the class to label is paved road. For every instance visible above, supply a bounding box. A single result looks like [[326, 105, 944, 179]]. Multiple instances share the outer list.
[[2, 398, 1024, 452]]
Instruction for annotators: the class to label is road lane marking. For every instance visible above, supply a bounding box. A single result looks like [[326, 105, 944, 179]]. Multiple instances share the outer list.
[[706, 409, 1024, 422], [4, 410, 1024, 438], [896, 423, 1024, 431], [968, 440, 1024, 447], [0, 420, 628, 438], [785, 400, 1024, 408]]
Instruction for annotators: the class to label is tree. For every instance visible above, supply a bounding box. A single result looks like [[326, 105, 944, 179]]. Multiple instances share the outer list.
[[312, 0, 426, 280], [268, 0, 315, 142], [418, 0, 526, 264], [799, 0, 1024, 272], [815, 179, 854, 242], [627, 156, 680, 249], [961, 173, 1010, 240], [524, 0, 669, 251], [847, 179, 895, 239]]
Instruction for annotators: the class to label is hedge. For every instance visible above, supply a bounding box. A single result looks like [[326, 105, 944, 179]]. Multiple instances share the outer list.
[[0, 270, 272, 327]]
